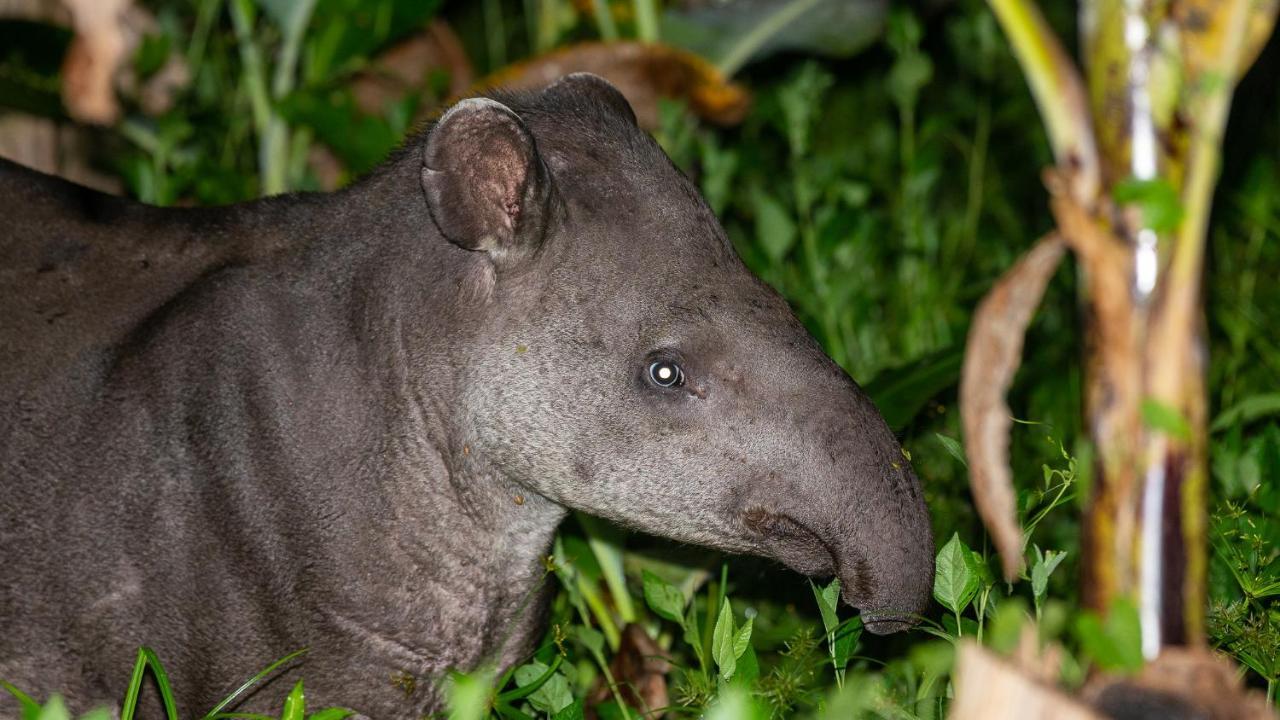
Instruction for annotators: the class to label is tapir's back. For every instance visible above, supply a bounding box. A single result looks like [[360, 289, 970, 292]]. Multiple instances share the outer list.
[[0, 158, 295, 401]]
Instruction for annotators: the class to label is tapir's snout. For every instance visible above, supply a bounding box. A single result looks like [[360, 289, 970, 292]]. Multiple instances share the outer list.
[[738, 363, 935, 633], [836, 460, 935, 634]]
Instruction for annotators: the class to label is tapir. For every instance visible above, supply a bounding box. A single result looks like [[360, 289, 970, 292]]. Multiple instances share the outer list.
[[0, 74, 933, 717]]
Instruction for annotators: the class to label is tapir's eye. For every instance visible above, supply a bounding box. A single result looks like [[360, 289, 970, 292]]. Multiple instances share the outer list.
[[647, 360, 685, 389]]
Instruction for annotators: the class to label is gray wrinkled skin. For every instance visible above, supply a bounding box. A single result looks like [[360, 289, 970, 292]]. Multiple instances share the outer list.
[[0, 75, 933, 718]]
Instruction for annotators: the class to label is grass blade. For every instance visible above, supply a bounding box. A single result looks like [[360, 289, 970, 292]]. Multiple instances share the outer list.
[[0, 680, 42, 720], [201, 648, 308, 720], [120, 647, 179, 720]]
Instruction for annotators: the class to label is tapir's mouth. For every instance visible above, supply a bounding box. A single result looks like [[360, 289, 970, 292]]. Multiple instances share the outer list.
[[860, 613, 916, 635], [740, 507, 835, 578], [740, 506, 924, 635]]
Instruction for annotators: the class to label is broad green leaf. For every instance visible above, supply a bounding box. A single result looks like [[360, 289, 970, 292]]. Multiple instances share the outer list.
[[712, 600, 738, 680], [933, 533, 980, 615], [513, 662, 573, 714], [642, 570, 687, 625], [78, 709, 113, 720], [811, 578, 841, 634], [553, 699, 585, 720], [281, 679, 305, 720]]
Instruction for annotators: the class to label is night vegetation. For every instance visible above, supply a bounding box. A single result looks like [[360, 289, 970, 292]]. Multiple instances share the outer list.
[[1, 0, 1277, 717]]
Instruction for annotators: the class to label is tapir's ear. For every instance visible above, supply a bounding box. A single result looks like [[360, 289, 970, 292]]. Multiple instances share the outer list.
[[421, 97, 553, 265], [542, 72, 638, 126]]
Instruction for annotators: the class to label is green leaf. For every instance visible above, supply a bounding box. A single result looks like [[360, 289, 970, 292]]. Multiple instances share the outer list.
[[887, 52, 933, 111], [864, 347, 963, 431], [1030, 546, 1068, 601], [933, 533, 980, 615], [778, 62, 834, 157], [201, 648, 308, 719], [705, 685, 768, 720], [574, 626, 605, 662], [1211, 393, 1280, 433], [680, 602, 701, 661], [260, 0, 318, 40], [642, 570, 687, 625], [34, 696, 69, 720], [987, 598, 1029, 653], [712, 600, 738, 680], [1113, 178, 1185, 234], [446, 670, 493, 720], [552, 699, 585, 720], [935, 433, 968, 468], [513, 662, 573, 714], [1140, 398, 1192, 441], [730, 644, 760, 687], [662, 0, 887, 75], [733, 616, 754, 661], [811, 578, 841, 634], [831, 617, 862, 673], [752, 186, 798, 262], [1, 680, 42, 720], [1073, 598, 1144, 673], [281, 680, 305, 720], [123, 647, 179, 720]]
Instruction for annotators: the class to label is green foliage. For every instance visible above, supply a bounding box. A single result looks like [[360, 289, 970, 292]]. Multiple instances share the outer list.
[[933, 533, 982, 631], [3, 0, 1279, 715], [1073, 599, 1144, 675], [1112, 178, 1186, 235], [2, 648, 350, 720]]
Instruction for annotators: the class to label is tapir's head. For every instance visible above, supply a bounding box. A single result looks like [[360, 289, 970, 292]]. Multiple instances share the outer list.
[[420, 74, 933, 631]]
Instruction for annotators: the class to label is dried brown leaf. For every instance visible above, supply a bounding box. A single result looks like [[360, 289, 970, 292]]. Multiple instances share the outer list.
[[961, 233, 1066, 581], [60, 0, 131, 125], [352, 19, 474, 116], [588, 623, 670, 717], [476, 41, 750, 129], [950, 643, 1102, 720]]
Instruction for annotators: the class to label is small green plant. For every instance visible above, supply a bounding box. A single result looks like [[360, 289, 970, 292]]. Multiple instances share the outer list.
[[2, 647, 350, 720]]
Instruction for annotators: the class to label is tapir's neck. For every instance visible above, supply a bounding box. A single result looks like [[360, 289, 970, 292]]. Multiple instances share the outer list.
[[290, 149, 569, 691]]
